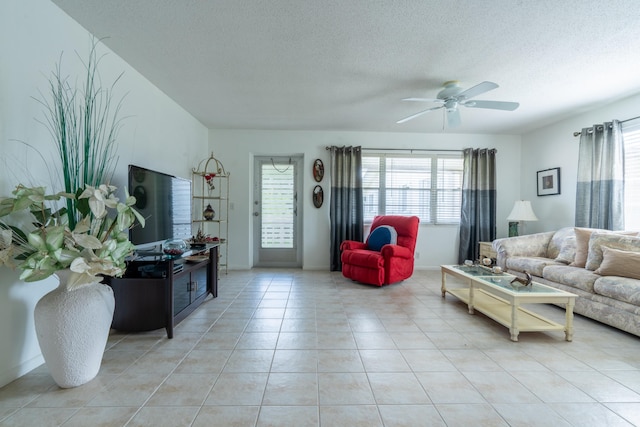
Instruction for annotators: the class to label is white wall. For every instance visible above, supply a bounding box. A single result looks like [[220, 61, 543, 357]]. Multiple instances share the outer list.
[[521, 93, 640, 234], [11, 0, 637, 389], [210, 129, 522, 270], [0, 0, 208, 387]]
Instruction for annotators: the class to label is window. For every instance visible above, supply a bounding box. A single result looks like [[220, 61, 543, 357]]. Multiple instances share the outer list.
[[622, 120, 640, 231], [362, 152, 463, 224]]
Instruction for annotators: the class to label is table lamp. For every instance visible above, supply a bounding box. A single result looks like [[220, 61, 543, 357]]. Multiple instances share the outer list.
[[506, 200, 538, 236]]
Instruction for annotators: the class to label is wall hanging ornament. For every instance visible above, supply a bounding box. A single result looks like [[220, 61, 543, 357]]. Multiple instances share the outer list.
[[313, 159, 324, 182], [313, 185, 324, 208]]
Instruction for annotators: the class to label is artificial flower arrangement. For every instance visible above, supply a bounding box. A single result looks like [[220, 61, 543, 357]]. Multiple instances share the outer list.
[[204, 172, 216, 190], [0, 38, 147, 290], [188, 227, 220, 246], [0, 184, 144, 289]]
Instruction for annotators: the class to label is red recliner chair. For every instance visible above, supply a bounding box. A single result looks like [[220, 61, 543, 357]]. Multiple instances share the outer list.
[[340, 215, 420, 286]]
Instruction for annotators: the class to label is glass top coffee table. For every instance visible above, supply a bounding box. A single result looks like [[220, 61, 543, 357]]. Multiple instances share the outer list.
[[441, 264, 577, 342]]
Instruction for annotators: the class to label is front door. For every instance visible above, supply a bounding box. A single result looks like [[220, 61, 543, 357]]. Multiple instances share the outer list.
[[253, 156, 302, 267]]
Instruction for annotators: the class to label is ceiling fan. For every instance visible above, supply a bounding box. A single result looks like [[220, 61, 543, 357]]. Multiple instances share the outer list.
[[397, 80, 520, 127]]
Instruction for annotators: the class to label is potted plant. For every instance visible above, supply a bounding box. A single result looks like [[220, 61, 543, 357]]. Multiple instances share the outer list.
[[0, 184, 144, 387], [0, 39, 143, 388]]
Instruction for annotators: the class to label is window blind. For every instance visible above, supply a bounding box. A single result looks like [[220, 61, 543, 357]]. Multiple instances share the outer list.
[[622, 119, 640, 230], [362, 153, 463, 224]]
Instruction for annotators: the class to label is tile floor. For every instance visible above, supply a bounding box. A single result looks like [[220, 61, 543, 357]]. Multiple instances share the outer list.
[[1, 269, 640, 426]]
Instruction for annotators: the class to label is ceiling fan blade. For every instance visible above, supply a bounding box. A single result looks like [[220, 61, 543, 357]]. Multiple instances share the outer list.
[[396, 106, 443, 124], [447, 108, 461, 127], [456, 81, 498, 100], [402, 97, 443, 103], [464, 100, 520, 111]]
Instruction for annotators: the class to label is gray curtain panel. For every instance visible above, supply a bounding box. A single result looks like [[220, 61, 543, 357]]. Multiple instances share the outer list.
[[575, 121, 624, 230], [329, 145, 363, 271], [458, 148, 497, 264]]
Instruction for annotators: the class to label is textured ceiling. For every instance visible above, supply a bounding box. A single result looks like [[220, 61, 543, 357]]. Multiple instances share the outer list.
[[51, 0, 640, 135]]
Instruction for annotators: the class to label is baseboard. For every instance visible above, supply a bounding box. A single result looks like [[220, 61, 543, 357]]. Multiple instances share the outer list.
[[0, 354, 45, 388]]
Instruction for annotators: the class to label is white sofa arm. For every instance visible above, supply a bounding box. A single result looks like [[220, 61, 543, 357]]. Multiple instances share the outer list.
[[493, 231, 555, 269]]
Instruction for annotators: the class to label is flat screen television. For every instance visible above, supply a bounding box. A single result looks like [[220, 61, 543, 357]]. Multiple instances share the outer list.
[[128, 165, 192, 250]]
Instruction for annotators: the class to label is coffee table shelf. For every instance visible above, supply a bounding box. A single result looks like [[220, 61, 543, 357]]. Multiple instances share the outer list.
[[441, 265, 577, 342], [448, 288, 566, 334]]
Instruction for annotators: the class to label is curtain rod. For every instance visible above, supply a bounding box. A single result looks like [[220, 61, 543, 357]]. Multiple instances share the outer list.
[[573, 115, 640, 137], [324, 146, 463, 153]]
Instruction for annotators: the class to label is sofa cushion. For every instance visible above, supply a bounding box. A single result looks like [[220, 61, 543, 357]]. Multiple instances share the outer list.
[[571, 228, 637, 268], [506, 256, 563, 277], [548, 227, 576, 260], [595, 246, 640, 280], [366, 225, 397, 251], [554, 236, 577, 264], [571, 227, 600, 268], [542, 265, 601, 293], [594, 275, 640, 306], [585, 233, 640, 271]]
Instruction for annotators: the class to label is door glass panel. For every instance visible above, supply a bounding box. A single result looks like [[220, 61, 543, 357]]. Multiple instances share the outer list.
[[261, 163, 295, 248]]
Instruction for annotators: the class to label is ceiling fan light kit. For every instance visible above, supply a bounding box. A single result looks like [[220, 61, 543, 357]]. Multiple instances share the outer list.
[[397, 80, 519, 127]]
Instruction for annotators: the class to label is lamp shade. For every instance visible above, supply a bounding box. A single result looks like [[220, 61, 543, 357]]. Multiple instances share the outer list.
[[506, 200, 538, 221]]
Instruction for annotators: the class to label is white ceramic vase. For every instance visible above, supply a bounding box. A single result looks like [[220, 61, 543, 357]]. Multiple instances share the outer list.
[[34, 269, 115, 388]]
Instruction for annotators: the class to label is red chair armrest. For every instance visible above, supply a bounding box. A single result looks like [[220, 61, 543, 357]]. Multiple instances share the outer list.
[[381, 244, 413, 259], [340, 240, 368, 251]]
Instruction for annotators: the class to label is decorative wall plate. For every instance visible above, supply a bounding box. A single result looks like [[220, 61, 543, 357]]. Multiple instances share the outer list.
[[313, 159, 324, 182], [313, 185, 323, 208]]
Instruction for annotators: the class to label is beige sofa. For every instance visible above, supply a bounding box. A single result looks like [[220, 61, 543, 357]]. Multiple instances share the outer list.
[[493, 227, 640, 337]]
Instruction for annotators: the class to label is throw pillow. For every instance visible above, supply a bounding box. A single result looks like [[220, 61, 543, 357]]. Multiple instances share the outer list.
[[570, 227, 597, 268], [366, 225, 397, 251], [595, 246, 640, 280], [585, 232, 640, 271], [554, 236, 576, 264], [570, 228, 636, 268]]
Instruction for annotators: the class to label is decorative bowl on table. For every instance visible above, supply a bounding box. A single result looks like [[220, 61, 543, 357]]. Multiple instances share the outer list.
[[163, 238, 188, 258], [185, 255, 209, 263]]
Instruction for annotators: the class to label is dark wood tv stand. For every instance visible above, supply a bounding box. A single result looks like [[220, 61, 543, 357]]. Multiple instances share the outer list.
[[104, 245, 218, 338]]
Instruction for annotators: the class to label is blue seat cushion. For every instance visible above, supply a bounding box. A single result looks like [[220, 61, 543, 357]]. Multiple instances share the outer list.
[[367, 225, 398, 251]]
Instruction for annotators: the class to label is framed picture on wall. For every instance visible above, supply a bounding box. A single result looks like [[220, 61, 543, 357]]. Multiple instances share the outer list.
[[537, 167, 561, 196]]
